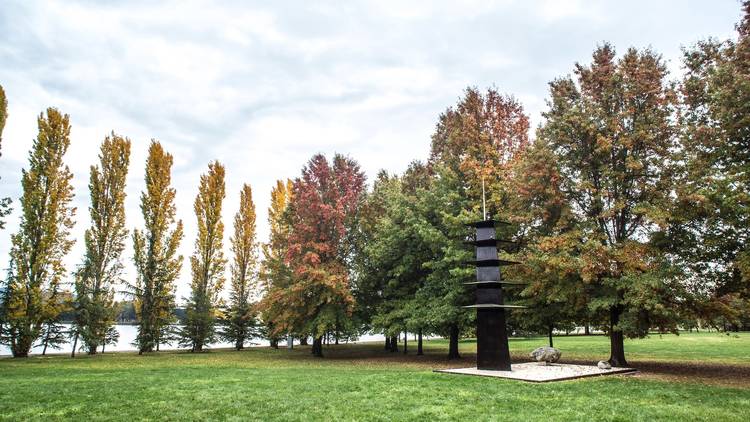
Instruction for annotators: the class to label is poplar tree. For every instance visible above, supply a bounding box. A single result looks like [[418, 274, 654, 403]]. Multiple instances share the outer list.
[[180, 161, 226, 352], [258, 179, 294, 347], [0, 84, 11, 229], [129, 141, 183, 354], [71, 133, 131, 355], [220, 184, 258, 350], [0, 108, 76, 357]]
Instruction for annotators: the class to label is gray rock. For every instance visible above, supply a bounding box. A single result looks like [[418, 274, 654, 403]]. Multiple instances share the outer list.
[[597, 360, 612, 370], [529, 347, 561, 365]]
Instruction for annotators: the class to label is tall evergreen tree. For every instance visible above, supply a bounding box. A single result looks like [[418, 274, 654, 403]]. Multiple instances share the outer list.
[[0, 84, 12, 229], [0, 108, 76, 357], [37, 286, 70, 355], [180, 161, 227, 352], [71, 133, 131, 355], [220, 184, 258, 350], [129, 140, 183, 354]]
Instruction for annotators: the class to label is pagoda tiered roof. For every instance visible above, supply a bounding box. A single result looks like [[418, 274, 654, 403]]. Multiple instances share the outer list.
[[464, 219, 511, 228], [465, 259, 521, 267], [463, 238, 516, 247], [463, 304, 527, 309], [463, 280, 528, 285]]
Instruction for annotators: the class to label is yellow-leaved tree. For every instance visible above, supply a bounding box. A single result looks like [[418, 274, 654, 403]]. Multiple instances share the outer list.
[[129, 140, 183, 354], [179, 161, 227, 352], [1, 108, 76, 358]]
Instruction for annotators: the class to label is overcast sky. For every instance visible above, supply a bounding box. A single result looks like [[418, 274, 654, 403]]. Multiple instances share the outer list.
[[0, 0, 742, 301]]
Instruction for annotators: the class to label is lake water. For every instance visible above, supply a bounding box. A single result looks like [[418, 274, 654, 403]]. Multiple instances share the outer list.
[[0, 324, 387, 356]]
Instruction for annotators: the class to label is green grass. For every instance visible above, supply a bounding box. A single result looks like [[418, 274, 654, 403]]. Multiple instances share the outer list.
[[504, 331, 750, 365], [1, 332, 749, 421]]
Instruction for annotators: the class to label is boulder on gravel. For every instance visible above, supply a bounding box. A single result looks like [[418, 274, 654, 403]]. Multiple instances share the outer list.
[[529, 347, 561, 365]]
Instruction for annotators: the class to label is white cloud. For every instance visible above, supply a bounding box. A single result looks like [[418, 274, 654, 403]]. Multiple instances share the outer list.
[[0, 0, 742, 301]]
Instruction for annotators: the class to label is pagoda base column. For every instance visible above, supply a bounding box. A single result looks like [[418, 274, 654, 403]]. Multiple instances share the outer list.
[[476, 308, 511, 371]]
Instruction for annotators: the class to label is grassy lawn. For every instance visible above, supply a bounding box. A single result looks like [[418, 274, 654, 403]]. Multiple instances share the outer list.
[[0, 332, 748, 421]]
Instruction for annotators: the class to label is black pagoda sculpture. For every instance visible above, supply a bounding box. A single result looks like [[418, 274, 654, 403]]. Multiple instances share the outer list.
[[464, 218, 525, 371]]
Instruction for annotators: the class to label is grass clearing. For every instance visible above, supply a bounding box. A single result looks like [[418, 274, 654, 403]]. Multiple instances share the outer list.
[[0, 332, 748, 421]]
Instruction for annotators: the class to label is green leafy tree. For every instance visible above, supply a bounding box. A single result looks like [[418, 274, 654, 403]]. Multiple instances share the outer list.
[[671, 1, 750, 330], [411, 165, 475, 359], [0, 108, 76, 357], [37, 286, 70, 355], [180, 161, 227, 352], [220, 184, 259, 350], [537, 44, 681, 366], [352, 171, 399, 351], [129, 140, 184, 354], [71, 133, 131, 355], [356, 163, 433, 354], [100, 325, 120, 353]]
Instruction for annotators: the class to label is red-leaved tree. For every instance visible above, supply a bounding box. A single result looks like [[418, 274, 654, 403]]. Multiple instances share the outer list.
[[261, 153, 365, 357]]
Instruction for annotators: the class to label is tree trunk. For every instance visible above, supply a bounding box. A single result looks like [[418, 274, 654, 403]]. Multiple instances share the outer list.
[[584, 324, 590, 335], [71, 332, 79, 358], [608, 306, 628, 367], [448, 324, 460, 359], [312, 336, 324, 357], [403, 331, 408, 355], [385, 336, 391, 351], [11, 331, 32, 358], [41, 329, 50, 356], [548, 324, 554, 348], [300, 336, 308, 346], [270, 338, 278, 349], [417, 329, 423, 356], [389, 335, 398, 352]]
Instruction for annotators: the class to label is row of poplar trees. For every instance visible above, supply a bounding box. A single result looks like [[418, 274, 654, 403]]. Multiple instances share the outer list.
[[258, 4, 750, 365], [1, 3, 749, 366], [0, 94, 260, 356]]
